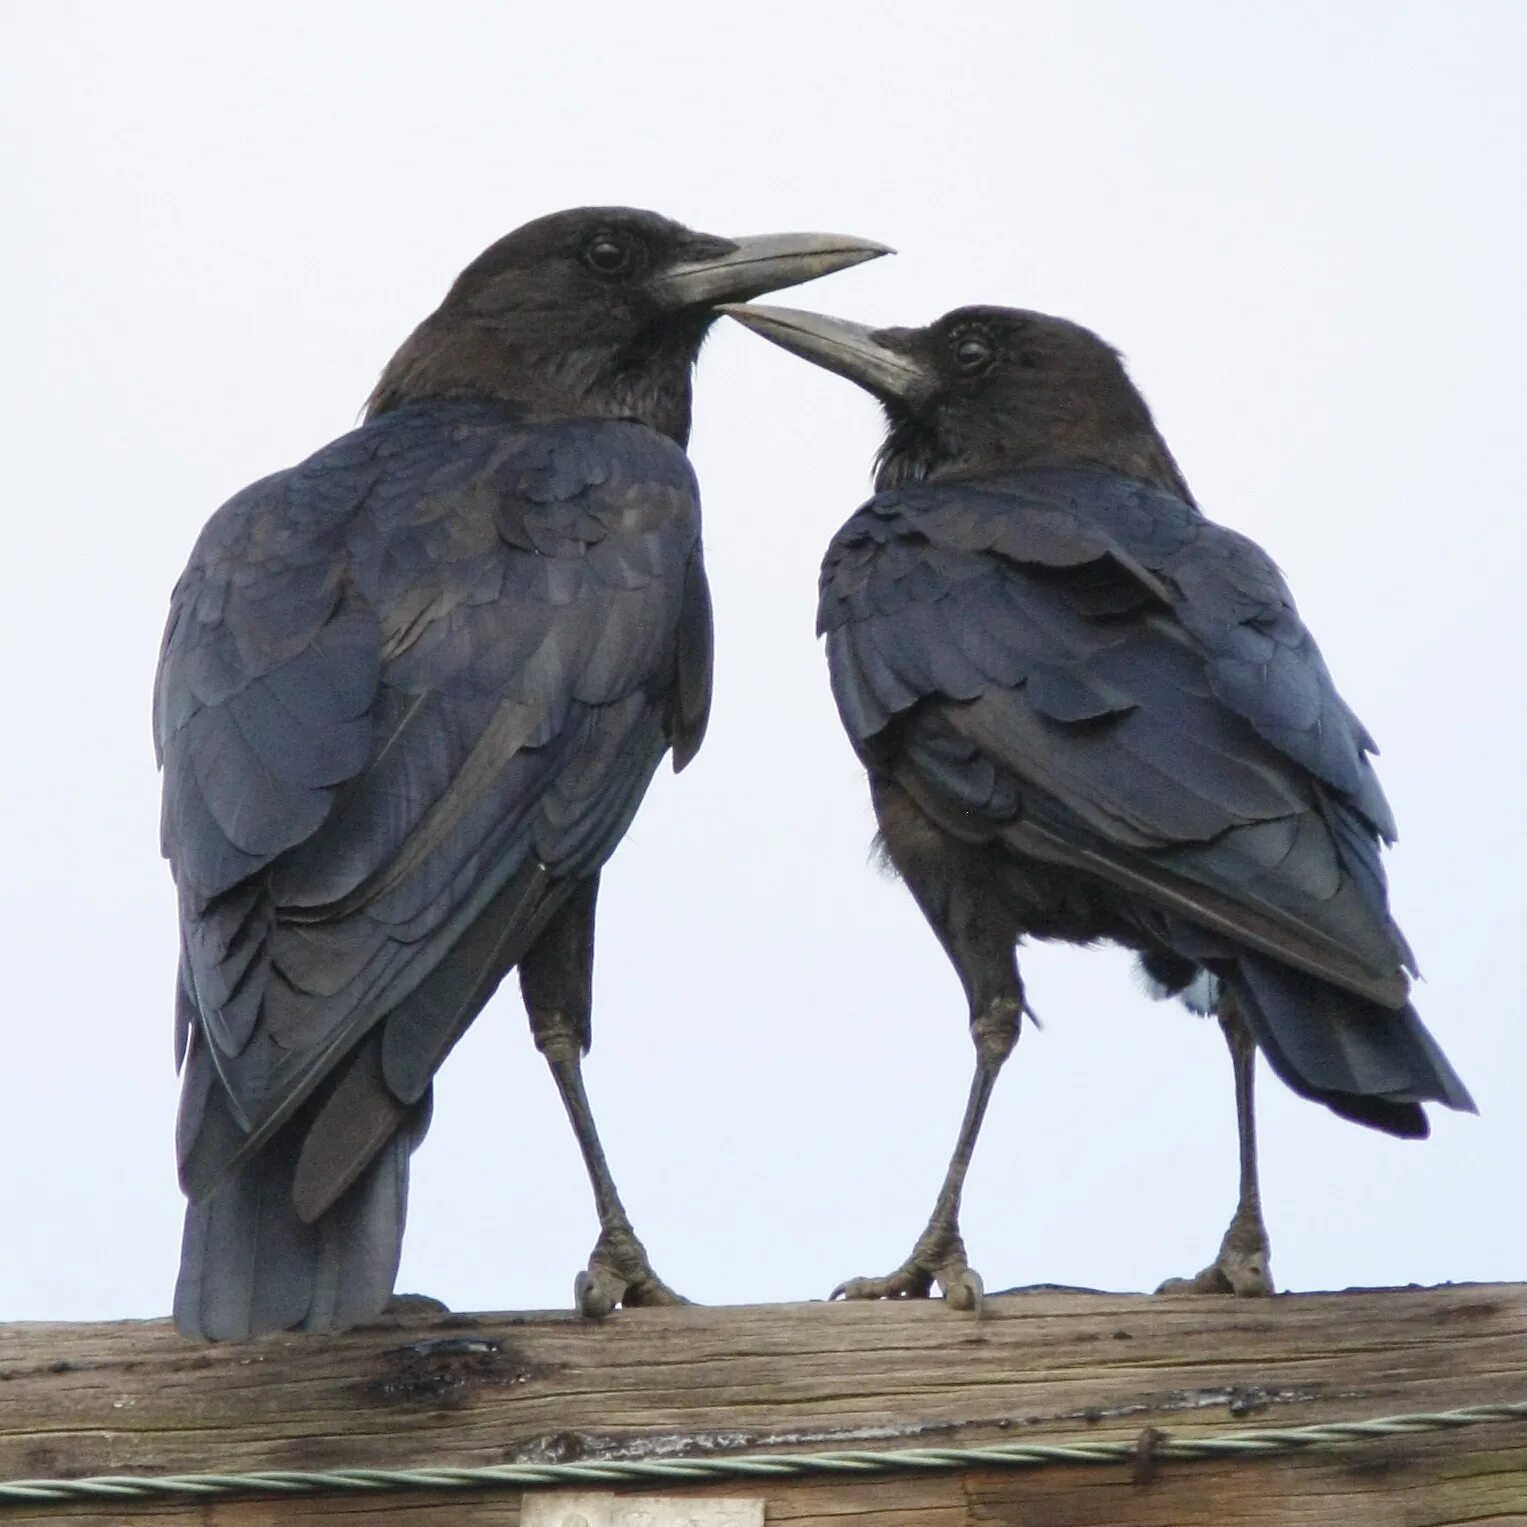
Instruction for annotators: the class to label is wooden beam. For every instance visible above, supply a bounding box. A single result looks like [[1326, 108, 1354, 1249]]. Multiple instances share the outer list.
[[3, 1284, 1526, 1523]]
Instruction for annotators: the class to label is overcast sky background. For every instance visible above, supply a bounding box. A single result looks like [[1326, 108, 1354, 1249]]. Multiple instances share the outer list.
[[3, 2, 1524, 1325]]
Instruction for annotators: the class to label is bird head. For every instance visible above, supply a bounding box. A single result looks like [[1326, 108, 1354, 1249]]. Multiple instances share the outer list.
[[368, 207, 889, 444], [723, 302, 1188, 497]]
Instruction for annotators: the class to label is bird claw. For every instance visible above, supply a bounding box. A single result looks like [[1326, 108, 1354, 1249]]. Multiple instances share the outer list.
[[831, 1227, 984, 1312], [1156, 1216, 1274, 1297], [940, 1264, 985, 1312], [382, 1292, 451, 1317], [574, 1227, 689, 1319], [1155, 1258, 1273, 1297], [831, 1269, 933, 1302]]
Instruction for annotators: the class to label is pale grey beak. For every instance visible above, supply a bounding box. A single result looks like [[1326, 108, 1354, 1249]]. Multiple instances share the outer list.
[[720, 302, 932, 404], [653, 233, 892, 310]]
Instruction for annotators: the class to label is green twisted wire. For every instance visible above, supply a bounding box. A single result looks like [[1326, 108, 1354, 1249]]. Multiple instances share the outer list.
[[3, 1398, 1524, 1507]]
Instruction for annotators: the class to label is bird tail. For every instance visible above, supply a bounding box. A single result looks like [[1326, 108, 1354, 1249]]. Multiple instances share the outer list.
[[1225, 956, 1475, 1138], [173, 1092, 425, 1341]]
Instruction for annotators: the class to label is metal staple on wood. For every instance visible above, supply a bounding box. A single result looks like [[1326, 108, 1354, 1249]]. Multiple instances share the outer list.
[[2, 1398, 1525, 1508]]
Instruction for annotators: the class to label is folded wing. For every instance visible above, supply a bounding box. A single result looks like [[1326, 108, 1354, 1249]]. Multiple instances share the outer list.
[[818, 470, 1411, 1008]]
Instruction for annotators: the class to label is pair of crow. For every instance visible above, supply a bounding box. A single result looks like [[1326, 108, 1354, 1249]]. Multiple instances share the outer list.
[[157, 206, 1473, 1340]]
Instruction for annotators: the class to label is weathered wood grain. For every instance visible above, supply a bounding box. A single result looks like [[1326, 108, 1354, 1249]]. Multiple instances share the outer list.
[[2, 1284, 1525, 1523]]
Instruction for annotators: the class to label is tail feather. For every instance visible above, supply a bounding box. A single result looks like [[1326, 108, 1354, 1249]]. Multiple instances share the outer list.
[[303, 1119, 418, 1334], [174, 1120, 316, 1340], [172, 865, 548, 1339], [1227, 955, 1475, 1138], [173, 1099, 425, 1341]]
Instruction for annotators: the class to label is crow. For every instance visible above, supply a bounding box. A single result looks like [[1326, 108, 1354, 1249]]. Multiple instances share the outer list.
[[156, 208, 888, 1339], [724, 299, 1473, 1305]]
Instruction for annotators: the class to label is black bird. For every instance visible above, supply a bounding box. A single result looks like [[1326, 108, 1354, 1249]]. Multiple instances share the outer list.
[[725, 299, 1473, 1304], [156, 208, 888, 1339]]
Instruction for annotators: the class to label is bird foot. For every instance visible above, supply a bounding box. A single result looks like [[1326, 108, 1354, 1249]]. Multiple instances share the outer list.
[[831, 1223, 984, 1312], [574, 1225, 689, 1319], [1155, 1214, 1274, 1297], [383, 1292, 451, 1317]]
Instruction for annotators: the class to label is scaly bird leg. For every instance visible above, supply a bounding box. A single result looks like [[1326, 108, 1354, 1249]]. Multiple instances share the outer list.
[[838, 778, 1028, 1311], [833, 994, 1019, 1312], [543, 1041, 687, 1316], [1157, 999, 1274, 1296], [521, 876, 686, 1319]]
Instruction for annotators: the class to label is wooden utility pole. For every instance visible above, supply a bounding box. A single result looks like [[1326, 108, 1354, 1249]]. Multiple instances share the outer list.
[[3, 1284, 1526, 1523]]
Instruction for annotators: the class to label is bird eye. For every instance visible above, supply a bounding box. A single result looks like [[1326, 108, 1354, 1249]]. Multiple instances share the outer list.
[[951, 330, 995, 376], [582, 232, 639, 277]]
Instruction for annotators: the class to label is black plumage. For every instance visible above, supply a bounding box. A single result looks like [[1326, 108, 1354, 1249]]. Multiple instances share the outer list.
[[726, 300, 1472, 1302], [157, 208, 887, 1339]]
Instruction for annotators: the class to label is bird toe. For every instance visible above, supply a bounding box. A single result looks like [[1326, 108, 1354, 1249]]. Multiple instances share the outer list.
[[577, 1225, 689, 1316], [382, 1292, 452, 1318], [1155, 1251, 1274, 1298], [621, 1276, 690, 1308], [938, 1263, 985, 1313], [574, 1266, 625, 1319], [829, 1266, 937, 1303]]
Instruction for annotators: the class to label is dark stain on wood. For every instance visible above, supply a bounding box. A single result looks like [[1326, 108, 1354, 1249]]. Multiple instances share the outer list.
[[363, 1336, 552, 1408], [1431, 1300, 1501, 1324]]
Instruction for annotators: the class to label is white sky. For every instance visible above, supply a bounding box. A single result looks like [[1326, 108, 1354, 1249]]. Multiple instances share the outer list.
[[3, 1, 1524, 1324]]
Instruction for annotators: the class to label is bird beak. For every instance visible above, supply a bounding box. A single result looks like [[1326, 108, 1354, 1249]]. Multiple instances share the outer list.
[[653, 233, 892, 310], [720, 303, 932, 404]]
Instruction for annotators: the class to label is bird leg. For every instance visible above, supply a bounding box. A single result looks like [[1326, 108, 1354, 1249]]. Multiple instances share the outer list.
[[1157, 1000, 1274, 1296], [833, 992, 1019, 1312], [835, 780, 1025, 1311], [542, 1042, 687, 1316], [520, 877, 686, 1319]]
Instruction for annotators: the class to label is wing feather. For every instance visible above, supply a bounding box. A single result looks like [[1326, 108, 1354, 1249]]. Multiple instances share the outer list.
[[161, 403, 708, 1214], [818, 470, 1411, 1000]]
